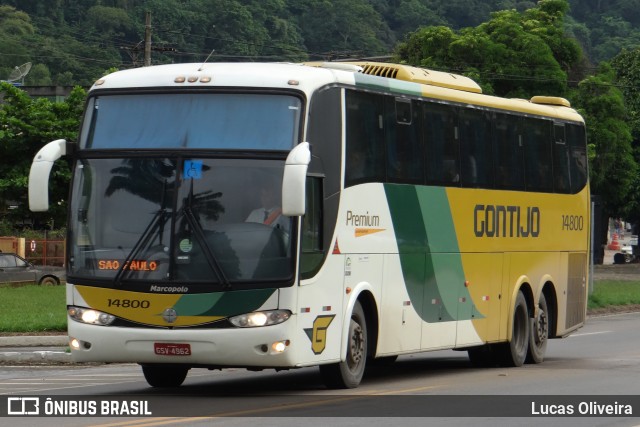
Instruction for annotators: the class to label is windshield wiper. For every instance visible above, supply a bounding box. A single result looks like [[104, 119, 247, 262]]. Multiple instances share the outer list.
[[113, 208, 169, 285], [113, 179, 170, 285], [181, 180, 231, 290], [182, 206, 231, 289]]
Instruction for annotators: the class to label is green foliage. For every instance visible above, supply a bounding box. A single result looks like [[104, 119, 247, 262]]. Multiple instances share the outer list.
[[0, 5, 33, 35], [572, 64, 636, 217], [395, 0, 579, 98], [295, 0, 392, 58], [610, 48, 640, 224], [0, 83, 85, 228], [568, 0, 640, 63], [0, 0, 634, 85]]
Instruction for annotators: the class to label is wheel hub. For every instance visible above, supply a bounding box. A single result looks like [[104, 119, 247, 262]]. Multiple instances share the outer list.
[[535, 309, 548, 344], [348, 321, 364, 367]]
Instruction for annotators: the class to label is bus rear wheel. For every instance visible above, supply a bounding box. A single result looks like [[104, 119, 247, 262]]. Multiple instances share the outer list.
[[319, 301, 367, 389], [526, 293, 549, 364], [141, 365, 189, 387], [497, 290, 530, 367]]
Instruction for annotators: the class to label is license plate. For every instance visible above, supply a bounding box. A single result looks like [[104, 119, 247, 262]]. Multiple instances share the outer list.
[[154, 343, 191, 356]]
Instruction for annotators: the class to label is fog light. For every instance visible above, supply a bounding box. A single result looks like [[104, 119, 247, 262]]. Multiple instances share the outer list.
[[272, 340, 290, 353], [70, 338, 80, 350]]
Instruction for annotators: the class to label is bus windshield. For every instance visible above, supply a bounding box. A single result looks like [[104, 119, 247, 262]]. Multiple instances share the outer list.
[[68, 157, 294, 288], [83, 93, 302, 150]]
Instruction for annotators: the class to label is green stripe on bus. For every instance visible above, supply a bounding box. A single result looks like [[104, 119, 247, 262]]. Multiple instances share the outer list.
[[384, 184, 480, 322], [173, 288, 276, 317], [354, 73, 423, 97]]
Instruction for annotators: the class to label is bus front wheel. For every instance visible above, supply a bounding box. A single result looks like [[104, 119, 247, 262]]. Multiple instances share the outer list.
[[497, 290, 530, 367], [526, 293, 549, 364], [141, 365, 189, 388], [319, 301, 367, 389]]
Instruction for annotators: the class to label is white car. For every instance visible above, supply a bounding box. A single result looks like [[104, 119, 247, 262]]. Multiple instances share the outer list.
[[619, 235, 637, 263]]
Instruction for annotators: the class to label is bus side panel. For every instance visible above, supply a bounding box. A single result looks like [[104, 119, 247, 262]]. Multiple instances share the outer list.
[[565, 252, 587, 331], [551, 251, 588, 337], [378, 254, 423, 355], [458, 252, 503, 344], [294, 254, 346, 366]]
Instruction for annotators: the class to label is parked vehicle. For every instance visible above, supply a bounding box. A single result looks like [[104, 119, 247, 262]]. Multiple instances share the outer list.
[[614, 235, 638, 264], [0, 253, 65, 285]]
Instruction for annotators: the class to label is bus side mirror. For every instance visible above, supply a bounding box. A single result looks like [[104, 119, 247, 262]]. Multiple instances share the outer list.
[[282, 142, 311, 216], [29, 139, 68, 212]]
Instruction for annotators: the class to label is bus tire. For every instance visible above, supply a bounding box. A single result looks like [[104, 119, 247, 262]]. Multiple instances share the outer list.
[[142, 365, 188, 387], [319, 301, 367, 389], [526, 293, 549, 364], [498, 290, 529, 367]]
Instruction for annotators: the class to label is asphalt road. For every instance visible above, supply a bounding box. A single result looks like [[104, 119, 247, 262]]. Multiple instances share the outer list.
[[1, 312, 639, 427]]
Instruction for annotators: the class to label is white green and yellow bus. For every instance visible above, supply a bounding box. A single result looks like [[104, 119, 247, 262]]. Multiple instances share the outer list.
[[29, 61, 589, 389]]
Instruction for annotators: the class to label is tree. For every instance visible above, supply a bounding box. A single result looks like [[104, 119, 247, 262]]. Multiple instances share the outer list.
[[294, 0, 393, 59], [0, 6, 32, 74], [389, 0, 445, 37], [0, 5, 34, 35], [610, 48, 640, 227], [572, 64, 636, 218], [86, 5, 133, 38], [26, 63, 52, 86], [395, 0, 581, 98], [0, 83, 85, 228]]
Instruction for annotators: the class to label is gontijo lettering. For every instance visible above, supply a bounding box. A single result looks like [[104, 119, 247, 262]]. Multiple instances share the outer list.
[[474, 204, 540, 238]]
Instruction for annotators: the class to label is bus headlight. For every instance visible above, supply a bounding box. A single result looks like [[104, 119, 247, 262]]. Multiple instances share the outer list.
[[229, 310, 291, 328], [68, 306, 116, 326]]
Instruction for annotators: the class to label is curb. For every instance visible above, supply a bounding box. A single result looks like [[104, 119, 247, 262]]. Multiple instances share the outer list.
[[0, 350, 72, 363], [0, 335, 72, 364], [0, 335, 69, 348]]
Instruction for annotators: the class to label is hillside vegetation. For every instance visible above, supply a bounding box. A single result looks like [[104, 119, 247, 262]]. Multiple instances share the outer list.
[[0, 0, 638, 86]]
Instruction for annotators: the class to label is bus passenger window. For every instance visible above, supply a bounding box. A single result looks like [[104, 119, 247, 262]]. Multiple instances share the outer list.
[[493, 113, 524, 190], [386, 97, 423, 184], [553, 123, 571, 193], [459, 108, 492, 188], [523, 118, 553, 192], [424, 102, 459, 185], [345, 91, 385, 186], [567, 123, 588, 193]]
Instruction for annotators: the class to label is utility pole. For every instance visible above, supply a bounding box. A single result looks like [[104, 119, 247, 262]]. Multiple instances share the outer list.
[[144, 11, 151, 67], [121, 11, 176, 67]]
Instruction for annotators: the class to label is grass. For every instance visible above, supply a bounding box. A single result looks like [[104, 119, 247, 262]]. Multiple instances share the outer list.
[[0, 279, 638, 333], [0, 283, 67, 333], [588, 280, 640, 309]]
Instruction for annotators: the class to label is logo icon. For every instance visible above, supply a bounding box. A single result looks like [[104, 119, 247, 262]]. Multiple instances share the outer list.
[[8, 397, 39, 415], [162, 308, 178, 324], [304, 315, 335, 355]]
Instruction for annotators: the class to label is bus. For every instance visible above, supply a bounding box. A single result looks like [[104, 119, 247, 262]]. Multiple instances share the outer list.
[[28, 61, 589, 389]]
